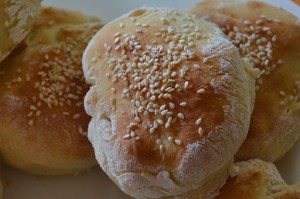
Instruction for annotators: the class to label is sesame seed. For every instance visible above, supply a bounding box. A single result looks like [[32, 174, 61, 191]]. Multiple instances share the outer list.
[[161, 110, 168, 116], [256, 19, 263, 25], [114, 37, 120, 44], [203, 57, 209, 64], [160, 105, 166, 111], [130, 131, 136, 137], [134, 137, 140, 141], [136, 29, 143, 33], [35, 111, 42, 117], [123, 134, 130, 139], [156, 139, 162, 145], [279, 91, 286, 96], [134, 116, 141, 122], [150, 95, 156, 101], [114, 32, 121, 37], [198, 127, 203, 135], [262, 27, 270, 31], [197, 88, 205, 94], [193, 64, 200, 70], [196, 117, 202, 125], [150, 127, 155, 134], [28, 111, 33, 117], [244, 20, 251, 25], [73, 114, 80, 119], [141, 24, 149, 28], [134, 76, 142, 82], [30, 105, 37, 111], [119, 22, 124, 28], [178, 113, 184, 119], [165, 117, 172, 129], [28, 120, 33, 126], [184, 81, 189, 89], [171, 71, 177, 77], [159, 145, 164, 152], [180, 102, 187, 107], [174, 139, 182, 145], [169, 102, 175, 109], [157, 118, 163, 125]]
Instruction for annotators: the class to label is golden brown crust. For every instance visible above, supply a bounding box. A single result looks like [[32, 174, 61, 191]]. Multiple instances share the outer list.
[[0, 7, 102, 175], [189, 0, 300, 162], [84, 7, 257, 198], [0, 0, 41, 63], [215, 159, 300, 199]]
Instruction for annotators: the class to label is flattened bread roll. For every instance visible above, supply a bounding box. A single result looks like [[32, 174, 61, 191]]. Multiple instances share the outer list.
[[189, 0, 300, 162], [83, 7, 258, 198], [0, 0, 40, 62], [0, 7, 102, 175], [216, 159, 300, 199]]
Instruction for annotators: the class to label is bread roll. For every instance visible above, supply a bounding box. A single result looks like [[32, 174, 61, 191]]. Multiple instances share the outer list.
[[189, 0, 300, 162], [216, 159, 300, 199], [83, 7, 258, 198], [0, 7, 102, 175], [0, 0, 40, 63]]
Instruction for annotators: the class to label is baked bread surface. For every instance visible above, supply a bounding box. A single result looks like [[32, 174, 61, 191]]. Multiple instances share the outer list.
[[0, 0, 41, 62], [216, 159, 300, 199], [83, 7, 258, 198], [189, 0, 300, 162], [0, 7, 102, 175]]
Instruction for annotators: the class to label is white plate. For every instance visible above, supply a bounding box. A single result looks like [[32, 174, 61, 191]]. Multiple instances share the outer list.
[[3, 0, 300, 199]]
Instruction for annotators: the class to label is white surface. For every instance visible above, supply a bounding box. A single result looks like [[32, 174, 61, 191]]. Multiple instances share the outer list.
[[3, 0, 300, 199]]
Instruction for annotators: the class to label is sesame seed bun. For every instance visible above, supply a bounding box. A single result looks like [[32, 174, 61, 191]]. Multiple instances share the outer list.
[[83, 7, 258, 198], [0, 7, 102, 175], [189, 0, 300, 162], [0, 0, 41, 63], [216, 159, 300, 199]]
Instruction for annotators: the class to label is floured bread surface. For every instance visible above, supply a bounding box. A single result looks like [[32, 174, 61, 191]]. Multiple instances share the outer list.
[[216, 159, 300, 199], [189, 0, 300, 162], [0, 7, 102, 175], [0, 0, 41, 63], [83, 7, 258, 198]]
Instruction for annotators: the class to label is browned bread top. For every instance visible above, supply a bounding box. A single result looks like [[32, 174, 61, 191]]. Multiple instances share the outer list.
[[0, 7, 102, 175]]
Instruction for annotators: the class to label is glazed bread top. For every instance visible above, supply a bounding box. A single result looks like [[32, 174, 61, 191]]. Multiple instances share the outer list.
[[83, 7, 258, 198]]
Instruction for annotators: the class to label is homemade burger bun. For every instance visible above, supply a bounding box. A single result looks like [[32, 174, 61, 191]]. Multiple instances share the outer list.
[[0, 0, 41, 63], [83, 7, 258, 198], [216, 159, 300, 199], [189, 0, 300, 162], [0, 7, 102, 175]]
